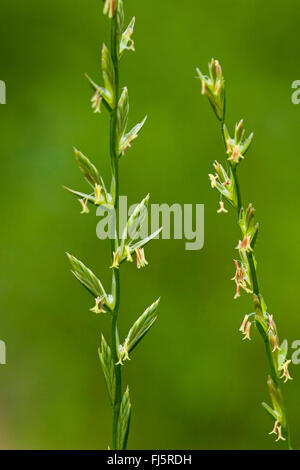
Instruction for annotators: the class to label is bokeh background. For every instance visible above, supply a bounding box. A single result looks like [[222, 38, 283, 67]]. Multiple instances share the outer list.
[[0, 0, 299, 450]]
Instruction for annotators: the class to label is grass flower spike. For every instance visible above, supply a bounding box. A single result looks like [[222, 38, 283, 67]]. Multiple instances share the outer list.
[[197, 59, 293, 449], [65, 0, 161, 449]]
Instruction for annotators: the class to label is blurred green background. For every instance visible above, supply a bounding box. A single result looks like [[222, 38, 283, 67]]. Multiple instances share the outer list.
[[0, 0, 299, 450]]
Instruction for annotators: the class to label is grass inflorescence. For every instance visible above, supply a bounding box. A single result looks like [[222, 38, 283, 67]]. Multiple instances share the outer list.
[[65, 0, 161, 449], [197, 58, 293, 449]]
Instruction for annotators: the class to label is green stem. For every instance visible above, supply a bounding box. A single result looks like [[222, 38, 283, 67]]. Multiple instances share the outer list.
[[231, 165, 242, 215], [220, 123, 242, 213], [109, 8, 122, 450], [246, 251, 259, 296]]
